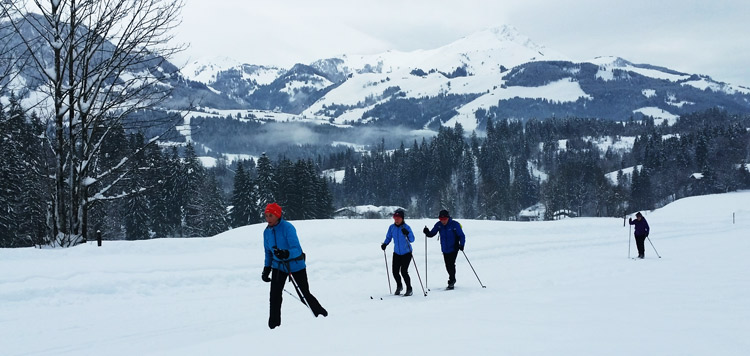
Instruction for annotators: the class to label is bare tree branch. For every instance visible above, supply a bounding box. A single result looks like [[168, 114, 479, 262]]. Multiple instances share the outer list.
[[1, 0, 187, 247]]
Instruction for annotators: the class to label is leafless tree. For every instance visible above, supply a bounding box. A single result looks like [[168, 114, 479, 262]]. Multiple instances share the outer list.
[[1, 0, 185, 247]]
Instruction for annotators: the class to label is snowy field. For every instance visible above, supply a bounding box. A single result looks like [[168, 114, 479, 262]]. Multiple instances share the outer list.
[[2, 192, 749, 355]]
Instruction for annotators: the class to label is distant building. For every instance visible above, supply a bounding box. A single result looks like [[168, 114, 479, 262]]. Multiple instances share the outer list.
[[333, 205, 406, 219]]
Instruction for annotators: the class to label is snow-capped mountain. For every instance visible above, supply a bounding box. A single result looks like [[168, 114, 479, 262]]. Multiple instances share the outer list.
[[3, 21, 750, 132], [321, 25, 569, 77], [187, 25, 750, 132], [182, 56, 286, 99]]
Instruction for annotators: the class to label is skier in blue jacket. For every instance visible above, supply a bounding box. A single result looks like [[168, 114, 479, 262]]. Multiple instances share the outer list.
[[261, 203, 327, 329], [423, 209, 465, 289], [629, 211, 650, 259], [381, 209, 415, 296]]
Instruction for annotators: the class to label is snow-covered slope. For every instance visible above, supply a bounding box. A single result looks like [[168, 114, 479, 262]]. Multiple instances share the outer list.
[[5, 21, 750, 137], [2, 191, 749, 355], [182, 56, 244, 84], [182, 56, 285, 86], [332, 25, 568, 77], [299, 25, 577, 131]]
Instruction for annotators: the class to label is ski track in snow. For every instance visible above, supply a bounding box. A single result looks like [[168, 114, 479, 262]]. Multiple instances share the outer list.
[[1, 192, 750, 355]]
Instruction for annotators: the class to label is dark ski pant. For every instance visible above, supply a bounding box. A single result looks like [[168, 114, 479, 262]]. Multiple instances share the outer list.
[[635, 234, 647, 258], [392, 252, 412, 289], [268, 267, 326, 329], [443, 250, 459, 283]]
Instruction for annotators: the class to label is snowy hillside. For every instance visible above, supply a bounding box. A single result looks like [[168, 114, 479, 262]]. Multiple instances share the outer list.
[[2, 191, 749, 355], [182, 56, 285, 87], [5, 20, 750, 136], [326, 25, 568, 78], [302, 25, 573, 131], [173, 25, 750, 134]]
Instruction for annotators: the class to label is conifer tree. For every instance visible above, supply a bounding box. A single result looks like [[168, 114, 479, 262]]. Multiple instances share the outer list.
[[230, 161, 256, 227], [0, 102, 22, 246], [145, 145, 170, 238], [256, 153, 276, 208], [275, 158, 298, 219], [123, 133, 151, 240], [197, 173, 229, 236], [182, 143, 207, 237]]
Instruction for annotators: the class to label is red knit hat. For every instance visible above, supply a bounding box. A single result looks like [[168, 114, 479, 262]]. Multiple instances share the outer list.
[[265, 203, 282, 218]]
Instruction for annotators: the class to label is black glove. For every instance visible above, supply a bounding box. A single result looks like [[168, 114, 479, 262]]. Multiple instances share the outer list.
[[401, 227, 409, 236], [381, 243, 387, 250], [262, 266, 272, 282], [423, 226, 430, 235], [458, 244, 464, 251], [628, 218, 632, 223], [273, 248, 290, 260]]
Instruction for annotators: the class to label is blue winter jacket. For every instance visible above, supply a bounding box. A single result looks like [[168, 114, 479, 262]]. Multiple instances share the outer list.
[[426, 218, 466, 253], [264, 219, 306, 273], [629, 217, 650, 237], [383, 223, 415, 255]]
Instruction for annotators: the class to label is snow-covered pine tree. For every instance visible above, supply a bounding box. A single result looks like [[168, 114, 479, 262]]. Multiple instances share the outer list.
[[275, 158, 299, 219], [182, 143, 207, 237], [123, 133, 151, 240], [315, 175, 335, 219], [161, 147, 185, 237], [0, 102, 24, 247], [197, 173, 229, 237], [255, 153, 277, 208], [458, 150, 477, 218], [19, 110, 50, 246], [230, 161, 253, 227], [144, 144, 170, 238], [296, 160, 318, 220]]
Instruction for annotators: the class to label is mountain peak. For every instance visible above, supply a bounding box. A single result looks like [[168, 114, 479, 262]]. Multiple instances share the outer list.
[[182, 56, 242, 83], [486, 24, 524, 41], [458, 25, 542, 51]]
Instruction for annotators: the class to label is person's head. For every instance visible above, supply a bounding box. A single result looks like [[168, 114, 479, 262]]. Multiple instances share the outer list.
[[635, 212, 643, 220], [438, 209, 450, 225], [264, 203, 282, 226], [393, 209, 405, 225]]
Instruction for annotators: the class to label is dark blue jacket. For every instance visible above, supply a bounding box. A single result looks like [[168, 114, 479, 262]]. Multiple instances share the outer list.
[[383, 223, 415, 255], [425, 218, 466, 253], [264, 219, 305, 273], [629, 217, 650, 237]]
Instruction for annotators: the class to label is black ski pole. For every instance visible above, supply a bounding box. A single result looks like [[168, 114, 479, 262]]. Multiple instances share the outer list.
[[383, 249, 392, 294], [425, 232, 429, 291], [406, 235, 427, 296], [283, 261, 315, 316], [283, 288, 302, 302], [646, 236, 661, 258], [409, 252, 428, 296], [628, 222, 632, 259], [461, 250, 486, 288]]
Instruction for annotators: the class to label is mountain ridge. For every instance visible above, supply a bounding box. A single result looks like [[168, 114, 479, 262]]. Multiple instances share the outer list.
[[3, 22, 749, 133]]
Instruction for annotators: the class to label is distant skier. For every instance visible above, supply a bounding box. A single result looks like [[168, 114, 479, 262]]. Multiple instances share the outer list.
[[261, 203, 327, 329], [381, 209, 415, 296], [423, 209, 465, 289], [629, 211, 650, 259]]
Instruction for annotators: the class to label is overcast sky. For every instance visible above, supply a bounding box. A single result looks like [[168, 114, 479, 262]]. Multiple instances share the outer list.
[[174, 0, 750, 87]]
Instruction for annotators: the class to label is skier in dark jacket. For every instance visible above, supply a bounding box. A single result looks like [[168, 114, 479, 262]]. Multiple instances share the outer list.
[[381, 209, 415, 296], [629, 211, 650, 259], [261, 203, 327, 329], [423, 209, 465, 289]]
